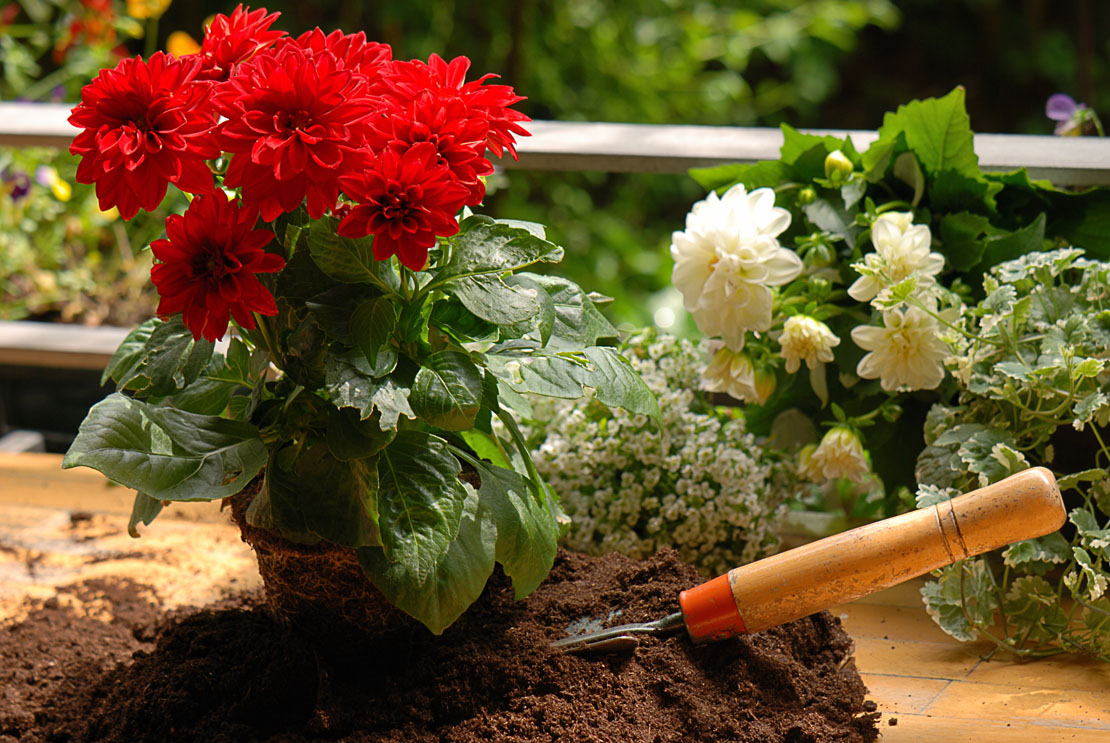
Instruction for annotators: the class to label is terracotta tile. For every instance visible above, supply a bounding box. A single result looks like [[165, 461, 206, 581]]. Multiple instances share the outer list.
[[924, 680, 1110, 729], [875, 713, 1109, 742], [966, 654, 1110, 693], [834, 602, 956, 643], [859, 673, 949, 713], [852, 635, 990, 679]]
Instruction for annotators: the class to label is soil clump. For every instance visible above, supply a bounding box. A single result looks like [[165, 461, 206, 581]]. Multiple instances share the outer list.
[[1, 549, 879, 743]]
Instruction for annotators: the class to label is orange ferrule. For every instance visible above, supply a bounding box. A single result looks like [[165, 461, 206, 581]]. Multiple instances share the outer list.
[[678, 572, 747, 643]]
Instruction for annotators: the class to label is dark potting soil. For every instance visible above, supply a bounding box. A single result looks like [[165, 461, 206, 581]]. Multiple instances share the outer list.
[[2, 550, 880, 743]]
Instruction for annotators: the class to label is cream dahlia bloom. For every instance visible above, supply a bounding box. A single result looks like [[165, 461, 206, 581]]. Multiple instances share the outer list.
[[848, 212, 944, 304], [701, 347, 761, 404], [851, 306, 948, 391], [671, 184, 802, 350], [811, 426, 869, 482], [779, 315, 840, 373]]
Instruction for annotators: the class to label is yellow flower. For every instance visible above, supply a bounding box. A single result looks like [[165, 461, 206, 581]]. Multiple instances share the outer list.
[[167, 30, 201, 57], [127, 0, 172, 20]]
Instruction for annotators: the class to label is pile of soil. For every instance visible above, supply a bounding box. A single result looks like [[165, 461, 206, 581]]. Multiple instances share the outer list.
[[1, 549, 879, 743]]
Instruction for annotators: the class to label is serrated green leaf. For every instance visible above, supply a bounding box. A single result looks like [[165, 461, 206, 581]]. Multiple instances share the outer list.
[[306, 284, 378, 344], [127, 492, 163, 538], [879, 88, 979, 179], [359, 484, 495, 634], [1003, 532, 1071, 567], [1057, 468, 1107, 492], [804, 197, 854, 242], [921, 560, 998, 642], [411, 351, 484, 431], [62, 393, 266, 502], [375, 430, 468, 585]]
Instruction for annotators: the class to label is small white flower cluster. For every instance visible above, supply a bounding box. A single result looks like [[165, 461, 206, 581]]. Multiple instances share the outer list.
[[531, 331, 796, 575]]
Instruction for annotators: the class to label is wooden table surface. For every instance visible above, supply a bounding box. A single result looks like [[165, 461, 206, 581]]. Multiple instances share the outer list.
[[2, 452, 1108, 740]]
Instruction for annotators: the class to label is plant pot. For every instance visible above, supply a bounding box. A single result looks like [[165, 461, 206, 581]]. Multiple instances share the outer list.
[[224, 479, 421, 660]]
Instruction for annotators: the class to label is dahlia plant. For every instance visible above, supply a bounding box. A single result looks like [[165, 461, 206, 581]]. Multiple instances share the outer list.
[[681, 88, 1110, 658], [61, 5, 657, 634]]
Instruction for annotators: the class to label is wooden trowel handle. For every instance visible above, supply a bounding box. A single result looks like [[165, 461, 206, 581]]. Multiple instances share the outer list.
[[678, 467, 1065, 643]]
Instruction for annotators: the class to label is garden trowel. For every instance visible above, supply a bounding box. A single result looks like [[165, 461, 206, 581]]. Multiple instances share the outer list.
[[553, 467, 1065, 653]]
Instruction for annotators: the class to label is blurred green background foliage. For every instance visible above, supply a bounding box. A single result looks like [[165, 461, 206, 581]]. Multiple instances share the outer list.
[[3, 0, 1109, 327]]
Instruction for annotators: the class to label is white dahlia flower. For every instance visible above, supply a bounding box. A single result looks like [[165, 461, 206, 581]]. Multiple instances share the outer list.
[[851, 306, 948, 391], [701, 346, 761, 404], [811, 426, 869, 482], [671, 184, 802, 350], [848, 212, 944, 304], [779, 315, 841, 373]]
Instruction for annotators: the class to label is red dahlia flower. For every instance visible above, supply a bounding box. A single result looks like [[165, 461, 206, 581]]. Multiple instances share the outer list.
[[195, 4, 285, 82], [338, 142, 470, 271], [380, 54, 530, 159], [370, 96, 494, 206], [69, 52, 219, 219], [290, 27, 392, 82], [216, 43, 375, 221], [150, 193, 283, 342]]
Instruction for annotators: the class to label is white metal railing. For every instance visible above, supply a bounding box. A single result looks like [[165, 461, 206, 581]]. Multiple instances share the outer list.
[[3, 100, 1110, 370], [4, 102, 1110, 184]]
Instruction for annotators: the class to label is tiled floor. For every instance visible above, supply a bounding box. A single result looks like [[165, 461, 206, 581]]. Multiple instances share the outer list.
[[4, 452, 1109, 739]]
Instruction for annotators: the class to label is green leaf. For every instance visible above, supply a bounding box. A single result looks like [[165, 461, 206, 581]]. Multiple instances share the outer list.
[[267, 444, 380, 548], [326, 406, 395, 461], [1058, 468, 1106, 492], [275, 244, 336, 307], [410, 351, 484, 431], [127, 492, 163, 538], [435, 215, 563, 283], [978, 213, 1047, 271], [359, 483, 495, 634], [444, 273, 541, 325], [102, 318, 159, 386], [1002, 532, 1071, 568], [876, 88, 979, 179], [582, 347, 660, 422], [688, 162, 750, 192], [921, 559, 998, 642], [514, 273, 618, 350], [376, 430, 468, 584], [306, 284, 378, 344], [468, 458, 557, 599], [350, 295, 398, 368], [62, 393, 266, 502], [324, 350, 411, 428], [489, 347, 658, 422], [780, 124, 857, 167], [108, 317, 214, 397], [307, 215, 397, 290], [939, 212, 993, 272]]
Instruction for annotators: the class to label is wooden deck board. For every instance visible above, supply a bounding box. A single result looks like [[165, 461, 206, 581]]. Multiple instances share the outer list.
[[2, 453, 1108, 739]]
